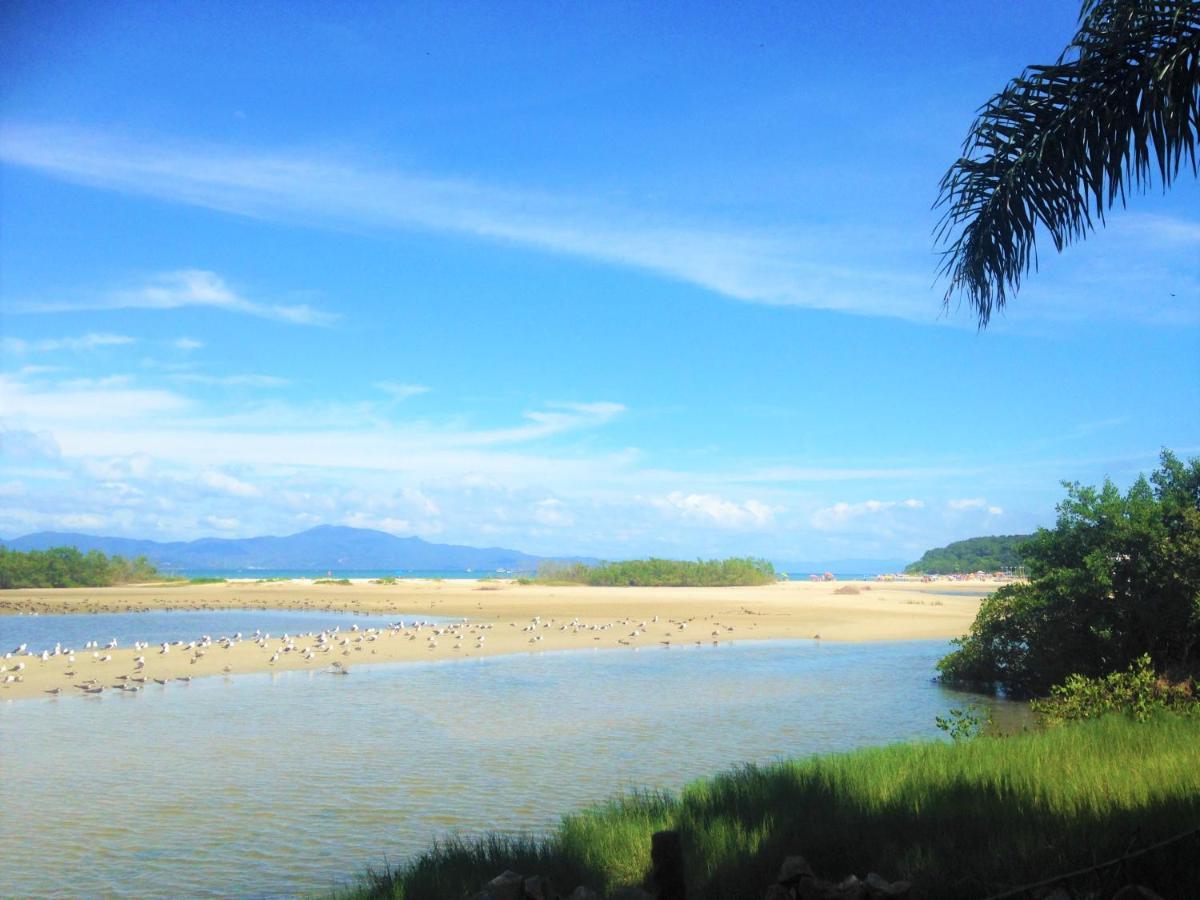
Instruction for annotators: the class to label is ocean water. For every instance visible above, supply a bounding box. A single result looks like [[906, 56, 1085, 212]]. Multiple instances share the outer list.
[[169, 568, 521, 580], [0, 608, 450, 655], [0, 637, 1023, 898]]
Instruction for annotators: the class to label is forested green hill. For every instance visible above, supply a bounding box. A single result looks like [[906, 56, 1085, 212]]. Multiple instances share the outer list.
[[905, 534, 1030, 574]]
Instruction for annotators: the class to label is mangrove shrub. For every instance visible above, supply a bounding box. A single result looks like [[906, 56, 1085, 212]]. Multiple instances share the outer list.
[[938, 450, 1200, 697]]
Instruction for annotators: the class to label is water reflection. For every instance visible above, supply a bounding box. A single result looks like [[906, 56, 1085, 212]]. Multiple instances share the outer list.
[[0, 608, 446, 654], [1, 639, 1021, 898]]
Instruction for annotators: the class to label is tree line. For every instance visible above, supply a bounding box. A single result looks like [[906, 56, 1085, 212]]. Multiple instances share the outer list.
[[528, 557, 778, 587]]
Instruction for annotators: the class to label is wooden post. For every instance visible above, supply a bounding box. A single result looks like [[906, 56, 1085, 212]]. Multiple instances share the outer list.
[[650, 830, 686, 900]]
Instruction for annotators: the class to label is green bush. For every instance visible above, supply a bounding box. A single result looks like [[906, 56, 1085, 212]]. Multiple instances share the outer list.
[[0, 546, 165, 588], [531, 557, 778, 588], [939, 450, 1200, 697], [1031, 654, 1198, 725]]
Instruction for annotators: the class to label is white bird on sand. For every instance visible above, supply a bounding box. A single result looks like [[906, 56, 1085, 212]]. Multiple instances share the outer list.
[[10, 643, 26, 655]]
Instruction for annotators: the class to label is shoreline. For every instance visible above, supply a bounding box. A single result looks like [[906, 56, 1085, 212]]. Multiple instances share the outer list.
[[0, 579, 991, 702]]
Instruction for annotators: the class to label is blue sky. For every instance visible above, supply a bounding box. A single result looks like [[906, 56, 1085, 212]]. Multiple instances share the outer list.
[[1, 0, 1197, 563]]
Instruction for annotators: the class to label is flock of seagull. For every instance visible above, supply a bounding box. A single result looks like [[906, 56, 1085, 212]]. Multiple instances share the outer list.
[[3, 609, 773, 698]]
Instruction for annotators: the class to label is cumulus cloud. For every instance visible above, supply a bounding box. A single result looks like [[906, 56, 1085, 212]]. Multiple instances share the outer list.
[[947, 497, 987, 511], [203, 515, 241, 531], [200, 471, 262, 498], [651, 491, 774, 529], [811, 498, 923, 530]]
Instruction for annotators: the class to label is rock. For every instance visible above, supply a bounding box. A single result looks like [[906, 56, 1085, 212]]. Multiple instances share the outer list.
[[524, 874, 556, 900], [567, 888, 600, 900], [833, 875, 866, 900], [778, 856, 816, 884], [485, 870, 526, 900], [525, 873, 556, 900], [1112, 888, 1166, 900], [864, 872, 910, 897], [764, 884, 795, 899], [609, 888, 656, 900]]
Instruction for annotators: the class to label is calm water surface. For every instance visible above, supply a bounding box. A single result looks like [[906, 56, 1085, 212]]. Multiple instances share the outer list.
[[0, 609, 448, 654], [1, 638, 1019, 898]]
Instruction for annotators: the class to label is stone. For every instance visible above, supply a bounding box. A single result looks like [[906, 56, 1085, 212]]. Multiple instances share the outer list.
[[609, 888, 655, 900], [524, 874, 556, 900], [485, 870, 526, 900], [1112, 888, 1166, 900], [863, 872, 911, 897], [834, 875, 866, 900], [764, 883, 795, 900], [778, 856, 816, 884], [567, 888, 600, 900]]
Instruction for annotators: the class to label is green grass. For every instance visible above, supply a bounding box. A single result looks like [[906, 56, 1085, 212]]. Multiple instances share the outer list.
[[344, 714, 1200, 899], [315, 578, 353, 585], [529, 557, 778, 587], [186, 576, 227, 584]]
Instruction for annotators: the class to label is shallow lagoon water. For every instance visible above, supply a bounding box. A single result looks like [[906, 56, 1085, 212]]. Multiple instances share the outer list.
[[1, 638, 1018, 898], [0, 609, 446, 654]]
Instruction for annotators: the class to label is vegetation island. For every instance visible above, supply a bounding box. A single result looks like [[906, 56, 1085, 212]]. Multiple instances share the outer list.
[[904, 535, 1030, 575]]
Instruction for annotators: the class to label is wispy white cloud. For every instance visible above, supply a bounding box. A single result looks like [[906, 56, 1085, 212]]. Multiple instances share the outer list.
[[171, 373, 290, 387], [0, 374, 189, 422], [1, 333, 135, 353], [8, 269, 337, 326], [375, 381, 430, 400], [0, 123, 938, 322], [173, 337, 205, 351]]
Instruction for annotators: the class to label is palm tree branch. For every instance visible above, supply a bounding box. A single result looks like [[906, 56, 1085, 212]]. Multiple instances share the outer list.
[[935, 0, 1200, 326]]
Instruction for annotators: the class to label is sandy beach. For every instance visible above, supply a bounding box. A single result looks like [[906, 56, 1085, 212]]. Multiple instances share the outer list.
[[0, 578, 993, 701]]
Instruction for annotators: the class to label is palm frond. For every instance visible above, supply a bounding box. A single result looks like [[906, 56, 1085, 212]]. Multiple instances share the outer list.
[[936, 0, 1200, 327]]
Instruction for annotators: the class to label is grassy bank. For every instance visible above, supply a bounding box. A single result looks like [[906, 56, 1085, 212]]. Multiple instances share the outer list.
[[347, 714, 1199, 899], [526, 557, 778, 587]]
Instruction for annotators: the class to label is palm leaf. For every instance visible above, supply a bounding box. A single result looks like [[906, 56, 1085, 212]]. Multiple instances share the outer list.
[[936, 0, 1200, 327]]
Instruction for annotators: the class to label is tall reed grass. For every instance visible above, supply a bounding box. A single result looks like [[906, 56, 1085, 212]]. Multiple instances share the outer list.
[[345, 714, 1199, 899]]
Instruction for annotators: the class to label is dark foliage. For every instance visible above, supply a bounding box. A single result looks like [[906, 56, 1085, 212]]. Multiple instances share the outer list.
[[936, 0, 1200, 326], [939, 450, 1200, 696]]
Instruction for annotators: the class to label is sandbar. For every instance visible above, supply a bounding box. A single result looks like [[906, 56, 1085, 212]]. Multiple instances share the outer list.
[[0, 578, 994, 701]]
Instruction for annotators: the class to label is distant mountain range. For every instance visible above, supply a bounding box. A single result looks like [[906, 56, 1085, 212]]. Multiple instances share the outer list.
[[0, 525, 563, 573], [0, 524, 916, 576]]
